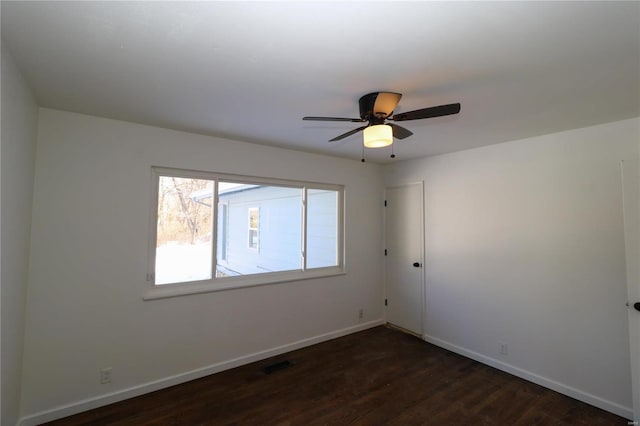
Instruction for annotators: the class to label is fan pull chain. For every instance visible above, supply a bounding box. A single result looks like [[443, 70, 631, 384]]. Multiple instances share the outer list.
[[390, 143, 396, 159], [361, 143, 365, 163]]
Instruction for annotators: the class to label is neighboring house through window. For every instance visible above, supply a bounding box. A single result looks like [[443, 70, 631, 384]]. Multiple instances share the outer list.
[[248, 207, 259, 250]]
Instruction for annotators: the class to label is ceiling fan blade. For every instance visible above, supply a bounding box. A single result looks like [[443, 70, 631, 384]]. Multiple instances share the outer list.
[[391, 103, 461, 122], [329, 126, 368, 142], [303, 116, 365, 122], [388, 123, 413, 140]]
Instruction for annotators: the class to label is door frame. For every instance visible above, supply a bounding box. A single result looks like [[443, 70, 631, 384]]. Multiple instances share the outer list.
[[621, 158, 640, 422], [383, 181, 426, 338]]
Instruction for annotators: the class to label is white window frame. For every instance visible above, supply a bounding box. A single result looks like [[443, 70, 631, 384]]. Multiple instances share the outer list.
[[219, 202, 229, 263], [145, 167, 345, 300]]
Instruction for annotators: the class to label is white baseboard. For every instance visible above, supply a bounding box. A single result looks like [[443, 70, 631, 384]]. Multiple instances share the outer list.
[[423, 334, 633, 420], [18, 319, 385, 426]]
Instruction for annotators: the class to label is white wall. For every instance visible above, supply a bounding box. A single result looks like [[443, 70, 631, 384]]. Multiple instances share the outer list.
[[384, 118, 639, 417], [1, 45, 39, 426], [19, 109, 384, 423], [14, 104, 638, 422]]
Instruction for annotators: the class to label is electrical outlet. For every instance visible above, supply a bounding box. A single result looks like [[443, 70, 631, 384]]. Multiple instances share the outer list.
[[358, 309, 364, 319], [100, 367, 112, 384], [500, 343, 508, 356]]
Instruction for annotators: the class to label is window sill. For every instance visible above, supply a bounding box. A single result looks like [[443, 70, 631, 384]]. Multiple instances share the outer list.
[[143, 267, 346, 300]]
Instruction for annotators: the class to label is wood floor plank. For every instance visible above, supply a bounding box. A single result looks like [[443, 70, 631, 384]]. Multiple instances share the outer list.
[[43, 326, 628, 425]]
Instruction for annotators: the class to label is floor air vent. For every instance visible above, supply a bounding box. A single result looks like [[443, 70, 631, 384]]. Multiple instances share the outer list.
[[262, 360, 293, 374]]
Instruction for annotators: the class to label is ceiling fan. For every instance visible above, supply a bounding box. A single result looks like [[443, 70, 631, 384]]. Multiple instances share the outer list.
[[302, 92, 461, 150]]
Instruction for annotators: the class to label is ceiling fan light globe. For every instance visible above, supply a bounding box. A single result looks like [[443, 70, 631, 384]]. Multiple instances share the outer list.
[[363, 124, 393, 148]]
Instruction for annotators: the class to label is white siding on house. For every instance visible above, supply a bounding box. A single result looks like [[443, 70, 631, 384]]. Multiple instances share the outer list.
[[220, 186, 302, 275], [307, 189, 339, 269], [217, 186, 340, 275]]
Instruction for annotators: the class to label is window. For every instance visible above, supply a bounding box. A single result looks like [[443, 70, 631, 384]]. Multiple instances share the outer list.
[[147, 167, 344, 299]]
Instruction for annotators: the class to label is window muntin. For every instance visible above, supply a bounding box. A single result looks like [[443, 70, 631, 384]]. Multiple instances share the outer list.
[[148, 168, 344, 297], [218, 203, 228, 263]]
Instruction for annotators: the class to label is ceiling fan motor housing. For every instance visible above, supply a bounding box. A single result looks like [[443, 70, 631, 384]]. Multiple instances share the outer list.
[[359, 92, 402, 122]]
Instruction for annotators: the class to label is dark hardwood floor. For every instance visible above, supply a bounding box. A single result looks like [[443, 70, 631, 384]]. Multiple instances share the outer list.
[[45, 326, 628, 425]]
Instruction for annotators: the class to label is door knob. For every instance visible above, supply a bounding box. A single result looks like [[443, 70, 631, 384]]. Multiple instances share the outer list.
[[413, 262, 421, 268], [635, 302, 640, 312]]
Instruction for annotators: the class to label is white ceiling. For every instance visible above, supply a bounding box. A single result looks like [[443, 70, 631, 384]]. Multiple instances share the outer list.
[[2, 1, 639, 163]]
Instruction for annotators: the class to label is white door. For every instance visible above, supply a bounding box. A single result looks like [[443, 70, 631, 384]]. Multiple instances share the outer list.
[[384, 182, 424, 336], [622, 158, 640, 422]]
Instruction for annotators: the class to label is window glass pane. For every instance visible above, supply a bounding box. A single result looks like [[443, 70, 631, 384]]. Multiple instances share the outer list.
[[307, 189, 339, 268], [155, 177, 213, 284], [216, 182, 302, 276]]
